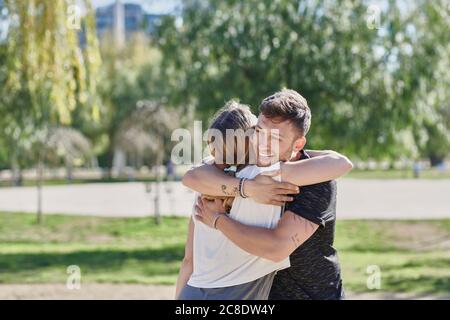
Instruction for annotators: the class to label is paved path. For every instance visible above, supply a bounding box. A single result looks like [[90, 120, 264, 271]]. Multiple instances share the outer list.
[[0, 284, 448, 300], [0, 179, 449, 219]]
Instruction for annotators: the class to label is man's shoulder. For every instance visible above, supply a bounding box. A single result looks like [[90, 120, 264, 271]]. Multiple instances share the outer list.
[[286, 180, 337, 219], [299, 179, 337, 195], [293, 180, 336, 205], [297, 150, 337, 193]]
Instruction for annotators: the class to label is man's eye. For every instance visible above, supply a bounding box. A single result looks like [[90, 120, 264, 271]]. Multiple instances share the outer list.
[[270, 134, 281, 140]]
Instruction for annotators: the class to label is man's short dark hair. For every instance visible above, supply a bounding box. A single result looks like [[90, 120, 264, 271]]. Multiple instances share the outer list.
[[259, 89, 311, 137]]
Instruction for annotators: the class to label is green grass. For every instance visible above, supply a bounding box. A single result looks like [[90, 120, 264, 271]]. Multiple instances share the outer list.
[[346, 168, 450, 179], [336, 220, 450, 294], [0, 212, 449, 295], [0, 213, 187, 285]]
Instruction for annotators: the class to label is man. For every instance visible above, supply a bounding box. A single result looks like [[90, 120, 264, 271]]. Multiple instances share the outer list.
[[184, 89, 351, 300]]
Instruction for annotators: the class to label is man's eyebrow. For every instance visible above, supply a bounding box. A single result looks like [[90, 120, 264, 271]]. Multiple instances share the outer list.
[[255, 126, 283, 139], [272, 131, 282, 138]]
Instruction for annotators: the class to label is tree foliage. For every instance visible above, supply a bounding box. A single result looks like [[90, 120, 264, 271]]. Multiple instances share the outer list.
[[0, 0, 101, 172], [157, 0, 450, 161]]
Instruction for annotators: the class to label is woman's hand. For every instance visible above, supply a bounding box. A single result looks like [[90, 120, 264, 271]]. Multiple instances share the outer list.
[[195, 197, 226, 229], [245, 171, 299, 206]]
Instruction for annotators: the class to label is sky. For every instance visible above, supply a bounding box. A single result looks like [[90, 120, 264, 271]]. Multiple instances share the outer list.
[[91, 0, 181, 14]]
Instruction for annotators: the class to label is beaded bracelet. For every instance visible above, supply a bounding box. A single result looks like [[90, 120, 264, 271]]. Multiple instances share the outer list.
[[238, 178, 248, 198]]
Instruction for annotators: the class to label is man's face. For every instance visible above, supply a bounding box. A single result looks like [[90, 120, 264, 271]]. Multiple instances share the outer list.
[[252, 114, 306, 166]]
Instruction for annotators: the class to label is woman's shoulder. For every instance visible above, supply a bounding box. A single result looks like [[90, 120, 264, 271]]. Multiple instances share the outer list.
[[236, 162, 281, 179]]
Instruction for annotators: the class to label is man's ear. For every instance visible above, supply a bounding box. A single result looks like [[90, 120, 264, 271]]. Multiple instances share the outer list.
[[293, 136, 306, 153]]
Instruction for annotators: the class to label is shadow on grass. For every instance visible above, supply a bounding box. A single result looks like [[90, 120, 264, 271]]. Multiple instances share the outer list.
[[0, 245, 184, 273], [383, 275, 450, 293], [380, 257, 450, 271], [372, 257, 450, 294], [341, 244, 410, 253]]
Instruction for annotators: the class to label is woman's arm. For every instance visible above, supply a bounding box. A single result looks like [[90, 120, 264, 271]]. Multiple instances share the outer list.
[[182, 163, 299, 206], [183, 164, 241, 197], [174, 217, 195, 299], [305, 149, 346, 158], [281, 150, 353, 186]]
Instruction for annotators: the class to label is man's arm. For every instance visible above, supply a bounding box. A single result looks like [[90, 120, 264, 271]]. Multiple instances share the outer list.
[[183, 150, 351, 205], [281, 150, 353, 186], [182, 163, 299, 206], [195, 198, 318, 262], [217, 211, 318, 262]]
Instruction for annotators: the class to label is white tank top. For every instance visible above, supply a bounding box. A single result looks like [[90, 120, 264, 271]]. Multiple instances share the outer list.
[[188, 162, 290, 288]]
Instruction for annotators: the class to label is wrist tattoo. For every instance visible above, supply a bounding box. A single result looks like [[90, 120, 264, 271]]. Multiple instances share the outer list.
[[221, 184, 238, 196]]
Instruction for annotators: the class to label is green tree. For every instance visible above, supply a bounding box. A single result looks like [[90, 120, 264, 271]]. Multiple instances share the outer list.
[[0, 43, 8, 170], [158, 0, 386, 153], [397, 0, 450, 164], [44, 127, 94, 182], [97, 32, 188, 176], [116, 101, 182, 224], [0, 0, 101, 222], [157, 0, 449, 162], [97, 32, 156, 176]]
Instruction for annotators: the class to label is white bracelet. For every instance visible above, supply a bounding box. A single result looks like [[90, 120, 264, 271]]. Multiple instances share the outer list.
[[239, 178, 248, 198]]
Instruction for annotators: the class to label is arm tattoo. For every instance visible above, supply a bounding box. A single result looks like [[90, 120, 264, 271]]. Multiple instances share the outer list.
[[221, 184, 238, 196], [291, 233, 301, 247]]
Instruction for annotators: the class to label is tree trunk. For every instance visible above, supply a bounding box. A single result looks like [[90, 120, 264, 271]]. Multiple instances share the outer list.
[[10, 154, 22, 187], [36, 128, 49, 224], [12, 166, 23, 187], [429, 154, 444, 167], [36, 160, 44, 224], [106, 148, 114, 180], [66, 158, 73, 183], [154, 141, 163, 225]]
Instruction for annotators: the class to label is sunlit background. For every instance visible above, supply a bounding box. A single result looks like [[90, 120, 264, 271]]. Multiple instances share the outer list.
[[0, 0, 448, 299]]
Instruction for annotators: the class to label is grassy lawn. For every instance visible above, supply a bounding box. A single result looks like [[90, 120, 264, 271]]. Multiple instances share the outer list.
[[346, 168, 450, 180], [0, 212, 449, 294]]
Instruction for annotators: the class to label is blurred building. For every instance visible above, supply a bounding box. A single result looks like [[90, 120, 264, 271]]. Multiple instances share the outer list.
[[0, 1, 176, 44], [95, 2, 165, 41]]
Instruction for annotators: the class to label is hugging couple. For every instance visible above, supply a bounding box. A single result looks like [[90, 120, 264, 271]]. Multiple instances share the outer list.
[[175, 89, 353, 300]]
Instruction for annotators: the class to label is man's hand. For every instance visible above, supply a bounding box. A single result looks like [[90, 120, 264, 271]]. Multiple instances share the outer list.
[[195, 197, 226, 229], [245, 170, 300, 206]]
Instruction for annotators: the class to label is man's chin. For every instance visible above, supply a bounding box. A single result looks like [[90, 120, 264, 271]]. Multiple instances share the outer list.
[[257, 156, 277, 167]]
